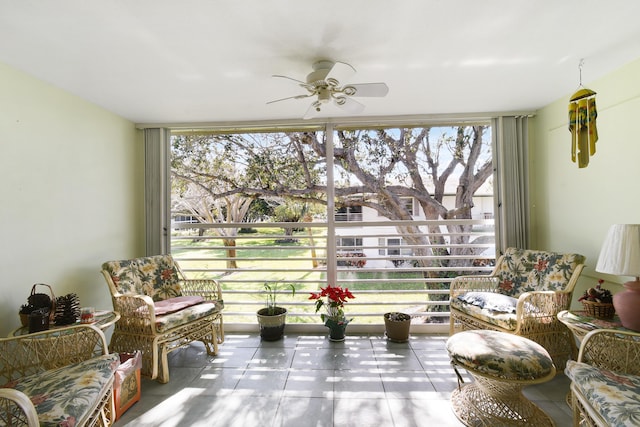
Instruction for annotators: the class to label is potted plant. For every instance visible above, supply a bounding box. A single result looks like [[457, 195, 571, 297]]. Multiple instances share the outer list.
[[384, 312, 411, 342], [256, 282, 295, 341], [578, 279, 615, 319], [309, 285, 355, 341], [19, 303, 37, 327]]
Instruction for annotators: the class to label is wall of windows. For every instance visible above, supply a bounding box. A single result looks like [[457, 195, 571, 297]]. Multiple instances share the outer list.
[[168, 122, 496, 330]]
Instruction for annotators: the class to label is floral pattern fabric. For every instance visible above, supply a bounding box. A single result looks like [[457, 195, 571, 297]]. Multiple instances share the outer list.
[[496, 248, 585, 297], [102, 255, 182, 301], [449, 297, 518, 330], [446, 330, 555, 381], [2, 353, 119, 427], [566, 360, 640, 426], [155, 300, 223, 332]]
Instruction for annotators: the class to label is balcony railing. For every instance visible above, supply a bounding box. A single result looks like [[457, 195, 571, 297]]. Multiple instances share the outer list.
[[171, 219, 495, 330]]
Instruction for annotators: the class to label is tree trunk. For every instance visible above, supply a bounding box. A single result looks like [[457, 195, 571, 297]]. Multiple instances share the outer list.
[[224, 238, 237, 269]]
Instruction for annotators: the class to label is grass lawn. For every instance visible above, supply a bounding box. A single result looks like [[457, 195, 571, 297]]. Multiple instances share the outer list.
[[172, 228, 451, 324]]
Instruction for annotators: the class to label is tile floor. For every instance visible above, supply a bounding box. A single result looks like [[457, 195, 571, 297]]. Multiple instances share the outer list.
[[114, 333, 573, 427]]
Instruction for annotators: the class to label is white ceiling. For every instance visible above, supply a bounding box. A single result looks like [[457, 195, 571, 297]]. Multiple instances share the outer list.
[[2, 1, 640, 125]]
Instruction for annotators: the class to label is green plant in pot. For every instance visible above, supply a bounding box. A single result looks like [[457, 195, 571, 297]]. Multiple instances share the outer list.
[[256, 282, 295, 341], [19, 303, 37, 327]]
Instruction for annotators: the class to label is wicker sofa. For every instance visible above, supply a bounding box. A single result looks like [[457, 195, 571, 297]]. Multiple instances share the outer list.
[[449, 247, 585, 369], [101, 254, 224, 383], [0, 324, 119, 426], [565, 329, 640, 427]]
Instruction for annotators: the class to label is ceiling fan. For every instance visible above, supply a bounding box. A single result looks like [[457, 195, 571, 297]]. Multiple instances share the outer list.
[[267, 60, 389, 119]]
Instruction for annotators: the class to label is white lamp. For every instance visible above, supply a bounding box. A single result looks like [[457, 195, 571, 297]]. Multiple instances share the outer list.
[[595, 224, 640, 331]]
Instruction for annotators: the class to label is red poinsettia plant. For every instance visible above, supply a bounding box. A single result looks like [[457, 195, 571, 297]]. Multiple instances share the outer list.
[[309, 285, 355, 322]]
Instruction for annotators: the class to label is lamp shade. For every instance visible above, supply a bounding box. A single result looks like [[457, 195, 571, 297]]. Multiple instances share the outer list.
[[595, 224, 640, 277]]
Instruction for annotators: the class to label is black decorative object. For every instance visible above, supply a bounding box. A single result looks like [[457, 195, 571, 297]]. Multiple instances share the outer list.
[[54, 293, 81, 325], [21, 283, 56, 327]]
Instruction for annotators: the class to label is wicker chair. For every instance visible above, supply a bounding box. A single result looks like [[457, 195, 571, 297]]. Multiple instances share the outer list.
[[565, 329, 640, 427], [101, 254, 224, 383], [449, 247, 585, 370], [0, 324, 119, 426]]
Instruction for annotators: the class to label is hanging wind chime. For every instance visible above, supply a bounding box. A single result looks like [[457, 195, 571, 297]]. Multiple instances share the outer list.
[[568, 59, 598, 168]]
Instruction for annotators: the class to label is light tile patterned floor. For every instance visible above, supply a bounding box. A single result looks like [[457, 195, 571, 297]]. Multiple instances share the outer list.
[[114, 333, 573, 427]]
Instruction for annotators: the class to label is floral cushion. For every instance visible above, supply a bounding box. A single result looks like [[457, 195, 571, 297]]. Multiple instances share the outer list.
[[456, 292, 518, 313], [103, 255, 182, 301], [446, 330, 555, 381], [566, 361, 640, 427], [496, 248, 585, 297], [154, 295, 204, 315], [102, 259, 144, 295], [155, 300, 223, 332], [449, 296, 518, 330], [1, 353, 119, 426]]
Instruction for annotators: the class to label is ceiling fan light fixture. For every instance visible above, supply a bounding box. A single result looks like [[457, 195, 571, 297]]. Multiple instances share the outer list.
[[317, 87, 331, 104], [268, 60, 388, 119]]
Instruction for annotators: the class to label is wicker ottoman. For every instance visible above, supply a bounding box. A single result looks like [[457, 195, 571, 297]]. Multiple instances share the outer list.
[[446, 330, 556, 426]]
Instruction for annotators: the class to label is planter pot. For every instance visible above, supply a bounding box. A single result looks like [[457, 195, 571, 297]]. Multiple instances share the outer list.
[[256, 307, 287, 341], [324, 317, 349, 342], [384, 312, 411, 342]]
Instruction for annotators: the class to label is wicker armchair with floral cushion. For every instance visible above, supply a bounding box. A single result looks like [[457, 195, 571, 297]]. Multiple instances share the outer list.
[[449, 247, 585, 370], [101, 254, 224, 384], [0, 324, 119, 426], [565, 329, 640, 427]]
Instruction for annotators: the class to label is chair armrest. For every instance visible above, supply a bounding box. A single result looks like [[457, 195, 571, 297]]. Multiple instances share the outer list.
[[180, 279, 223, 302], [516, 290, 572, 319], [577, 329, 640, 375], [0, 324, 109, 378], [112, 294, 157, 333], [0, 388, 39, 427], [450, 275, 499, 298]]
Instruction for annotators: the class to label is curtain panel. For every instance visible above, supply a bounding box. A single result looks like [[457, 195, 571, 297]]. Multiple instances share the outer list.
[[493, 116, 530, 254], [144, 128, 171, 256]]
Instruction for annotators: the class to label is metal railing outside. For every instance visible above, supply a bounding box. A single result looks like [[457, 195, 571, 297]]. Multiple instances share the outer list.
[[171, 219, 495, 328]]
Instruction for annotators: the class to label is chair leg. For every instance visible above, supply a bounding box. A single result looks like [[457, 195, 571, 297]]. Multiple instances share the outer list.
[[158, 346, 169, 384], [217, 317, 225, 343]]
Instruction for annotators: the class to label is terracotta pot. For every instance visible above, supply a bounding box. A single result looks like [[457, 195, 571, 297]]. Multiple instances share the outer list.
[[384, 312, 411, 342]]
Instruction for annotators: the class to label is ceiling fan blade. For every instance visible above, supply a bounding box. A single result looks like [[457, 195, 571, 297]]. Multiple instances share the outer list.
[[303, 101, 322, 120], [272, 74, 306, 85], [325, 61, 356, 85], [334, 96, 365, 114], [345, 82, 389, 97], [266, 94, 313, 104]]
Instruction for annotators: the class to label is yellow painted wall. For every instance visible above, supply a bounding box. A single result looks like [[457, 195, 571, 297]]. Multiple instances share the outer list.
[[531, 57, 640, 307], [0, 62, 145, 335]]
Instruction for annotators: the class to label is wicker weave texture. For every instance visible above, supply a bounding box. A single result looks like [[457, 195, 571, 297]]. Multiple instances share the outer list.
[[581, 300, 615, 319], [571, 329, 640, 427], [0, 324, 114, 427], [101, 255, 225, 383], [449, 250, 584, 371], [451, 379, 554, 427]]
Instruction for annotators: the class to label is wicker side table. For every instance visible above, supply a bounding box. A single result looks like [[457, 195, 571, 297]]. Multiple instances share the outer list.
[[9, 310, 120, 337], [446, 330, 556, 427], [557, 310, 626, 343]]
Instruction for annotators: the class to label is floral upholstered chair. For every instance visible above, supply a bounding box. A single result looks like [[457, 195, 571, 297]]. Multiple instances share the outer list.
[[449, 247, 585, 369], [0, 324, 119, 426], [102, 254, 224, 383], [565, 329, 640, 427]]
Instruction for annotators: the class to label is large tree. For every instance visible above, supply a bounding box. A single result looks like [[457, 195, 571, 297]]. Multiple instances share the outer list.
[[171, 125, 492, 267], [172, 140, 256, 269]]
